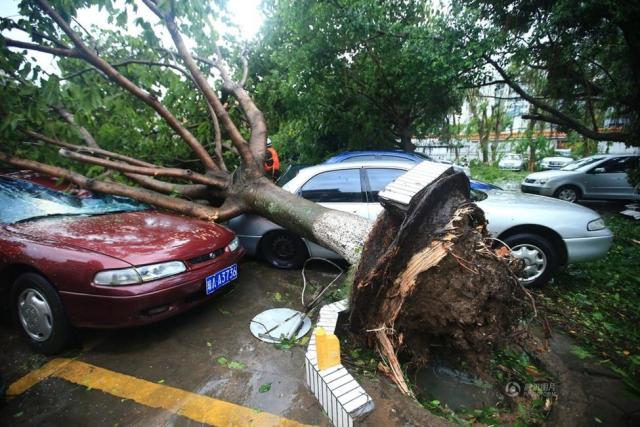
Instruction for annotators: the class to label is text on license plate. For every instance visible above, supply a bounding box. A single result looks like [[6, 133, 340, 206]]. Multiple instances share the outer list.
[[205, 264, 238, 295]]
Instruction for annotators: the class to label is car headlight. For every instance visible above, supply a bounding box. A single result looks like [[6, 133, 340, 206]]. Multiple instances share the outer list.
[[227, 236, 240, 252], [94, 261, 186, 286], [136, 261, 186, 282], [94, 268, 141, 285], [587, 218, 606, 231]]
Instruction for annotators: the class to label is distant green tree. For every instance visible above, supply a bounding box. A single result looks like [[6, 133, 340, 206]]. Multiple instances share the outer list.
[[456, 0, 640, 146], [253, 0, 477, 161]]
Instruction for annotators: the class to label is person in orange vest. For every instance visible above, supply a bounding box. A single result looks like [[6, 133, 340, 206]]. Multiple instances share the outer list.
[[264, 138, 280, 181]]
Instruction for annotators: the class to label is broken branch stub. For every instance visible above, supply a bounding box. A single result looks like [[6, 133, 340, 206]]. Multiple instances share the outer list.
[[349, 171, 529, 394]]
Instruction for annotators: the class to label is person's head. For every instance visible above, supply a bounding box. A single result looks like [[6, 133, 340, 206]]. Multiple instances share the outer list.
[[266, 138, 273, 147]]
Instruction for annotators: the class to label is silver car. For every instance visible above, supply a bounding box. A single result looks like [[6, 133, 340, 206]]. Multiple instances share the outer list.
[[522, 154, 640, 202], [228, 161, 613, 286]]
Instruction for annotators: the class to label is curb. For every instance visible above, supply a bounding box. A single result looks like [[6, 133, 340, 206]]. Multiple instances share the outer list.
[[304, 299, 374, 426]]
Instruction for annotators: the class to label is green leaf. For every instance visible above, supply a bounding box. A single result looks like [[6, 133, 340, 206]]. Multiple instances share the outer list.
[[259, 383, 272, 393], [227, 361, 246, 370], [216, 356, 229, 366]]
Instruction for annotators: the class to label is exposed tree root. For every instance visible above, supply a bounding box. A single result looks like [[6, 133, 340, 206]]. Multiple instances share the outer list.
[[349, 171, 530, 394]]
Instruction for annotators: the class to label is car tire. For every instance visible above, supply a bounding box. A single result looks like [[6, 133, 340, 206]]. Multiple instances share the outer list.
[[259, 231, 308, 269], [554, 185, 581, 203], [12, 273, 73, 355], [504, 233, 558, 287]]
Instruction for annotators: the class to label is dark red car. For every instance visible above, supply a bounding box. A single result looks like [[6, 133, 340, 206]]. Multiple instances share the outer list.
[[0, 175, 244, 354]]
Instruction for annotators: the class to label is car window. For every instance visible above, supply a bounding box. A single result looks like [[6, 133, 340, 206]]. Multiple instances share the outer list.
[[365, 168, 407, 201], [561, 156, 605, 171], [596, 156, 638, 173], [299, 169, 363, 202]]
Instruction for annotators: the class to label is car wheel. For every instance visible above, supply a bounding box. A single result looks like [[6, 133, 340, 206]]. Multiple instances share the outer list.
[[504, 234, 558, 287], [12, 273, 73, 355], [259, 231, 308, 269], [554, 185, 580, 203]]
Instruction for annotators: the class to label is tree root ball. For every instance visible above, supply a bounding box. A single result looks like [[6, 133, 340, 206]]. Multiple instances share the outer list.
[[349, 171, 530, 389]]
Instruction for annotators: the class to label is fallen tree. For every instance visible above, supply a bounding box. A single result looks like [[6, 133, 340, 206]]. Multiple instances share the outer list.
[[1, 0, 552, 413], [1, 0, 370, 264]]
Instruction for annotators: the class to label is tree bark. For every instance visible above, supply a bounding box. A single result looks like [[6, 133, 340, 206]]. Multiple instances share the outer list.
[[238, 177, 372, 264]]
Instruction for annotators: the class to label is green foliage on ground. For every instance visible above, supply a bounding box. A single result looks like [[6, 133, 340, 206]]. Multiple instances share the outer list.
[[470, 162, 529, 184], [535, 215, 640, 393]]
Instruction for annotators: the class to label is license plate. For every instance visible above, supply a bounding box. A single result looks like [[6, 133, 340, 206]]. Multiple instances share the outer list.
[[205, 264, 238, 295]]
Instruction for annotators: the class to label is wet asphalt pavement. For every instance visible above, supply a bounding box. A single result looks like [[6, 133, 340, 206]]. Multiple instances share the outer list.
[[0, 259, 440, 427], [0, 260, 333, 426]]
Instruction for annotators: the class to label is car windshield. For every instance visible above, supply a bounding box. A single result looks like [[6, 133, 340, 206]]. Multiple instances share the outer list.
[[560, 156, 605, 171], [503, 154, 520, 160], [0, 177, 149, 224]]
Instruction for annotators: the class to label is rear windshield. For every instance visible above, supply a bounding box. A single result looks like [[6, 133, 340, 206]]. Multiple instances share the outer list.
[[0, 177, 149, 224]]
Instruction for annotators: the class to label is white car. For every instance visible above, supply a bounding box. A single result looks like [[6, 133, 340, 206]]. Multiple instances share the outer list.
[[498, 154, 524, 170], [228, 161, 613, 286], [540, 156, 574, 170]]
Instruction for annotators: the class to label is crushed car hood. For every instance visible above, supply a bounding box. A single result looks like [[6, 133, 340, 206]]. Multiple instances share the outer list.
[[6, 211, 234, 266]]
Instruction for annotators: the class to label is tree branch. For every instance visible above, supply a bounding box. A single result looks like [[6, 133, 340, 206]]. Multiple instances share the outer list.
[[24, 130, 155, 168], [147, 2, 259, 171], [33, 0, 219, 171], [4, 37, 79, 57], [206, 102, 227, 172], [213, 44, 266, 162], [484, 55, 629, 143], [58, 148, 228, 187], [521, 114, 628, 141], [0, 152, 225, 221], [124, 173, 212, 199], [52, 106, 100, 148], [60, 58, 195, 82]]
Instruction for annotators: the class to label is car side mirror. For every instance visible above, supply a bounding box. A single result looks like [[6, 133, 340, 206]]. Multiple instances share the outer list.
[[593, 167, 606, 174]]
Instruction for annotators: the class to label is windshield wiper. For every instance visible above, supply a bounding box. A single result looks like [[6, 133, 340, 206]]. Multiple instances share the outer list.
[[13, 213, 88, 224]]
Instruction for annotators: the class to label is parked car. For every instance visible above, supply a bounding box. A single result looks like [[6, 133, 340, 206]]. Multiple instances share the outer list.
[[498, 153, 524, 171], [324, 150, 472, 176], [539, 156, 574, 170], [521, 154, 640, 202], [0, 176, 244, 354], [228, 161, 612, 287]]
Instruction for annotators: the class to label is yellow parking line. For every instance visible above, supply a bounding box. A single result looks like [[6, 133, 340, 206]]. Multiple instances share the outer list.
[[7, 358, 73, 397], [9, 358, 314, 426]]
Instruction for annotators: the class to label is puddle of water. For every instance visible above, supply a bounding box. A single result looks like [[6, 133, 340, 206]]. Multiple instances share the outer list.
[[414, 364, 502, 411]]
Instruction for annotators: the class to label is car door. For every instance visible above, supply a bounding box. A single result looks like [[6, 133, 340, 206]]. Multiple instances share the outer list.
[[584, 156, 638, 199], [362, 167, 408, 220], [297, 168, 369, 218]]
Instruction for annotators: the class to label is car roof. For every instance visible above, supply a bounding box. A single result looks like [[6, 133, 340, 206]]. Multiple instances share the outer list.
[[324, 150, 425, 163]]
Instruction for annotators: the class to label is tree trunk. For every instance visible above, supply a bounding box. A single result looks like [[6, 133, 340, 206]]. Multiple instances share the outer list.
[[349, 171, 528, 393], [480, 135, 490, 164], [490, 140, 498, 163], [399, 125, 415, 152], [239, 176, 372, 264]]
